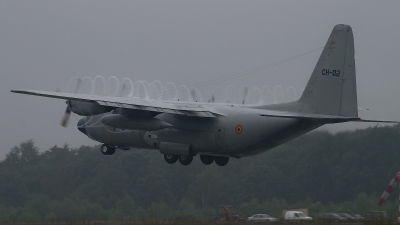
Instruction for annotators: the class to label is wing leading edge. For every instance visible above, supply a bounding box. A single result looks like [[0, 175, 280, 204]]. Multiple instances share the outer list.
[[11, 89, 224, 118]]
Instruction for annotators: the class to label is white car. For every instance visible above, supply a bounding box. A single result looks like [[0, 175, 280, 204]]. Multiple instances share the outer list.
[[284, 211, 313, 221], [248, 214, 278, 223]]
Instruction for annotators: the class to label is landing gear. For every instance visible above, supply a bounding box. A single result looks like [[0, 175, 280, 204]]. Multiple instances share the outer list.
[[163, 154, 229, 166], [101, 144, 115, 155], [179, 155, 193, 166], [164, 154, 178, 164], [200, 155, 215, 165], [215, 156, 229, 166]]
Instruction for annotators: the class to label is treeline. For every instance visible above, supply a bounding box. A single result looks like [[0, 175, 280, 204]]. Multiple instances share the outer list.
[[1, 125, 400, 222]]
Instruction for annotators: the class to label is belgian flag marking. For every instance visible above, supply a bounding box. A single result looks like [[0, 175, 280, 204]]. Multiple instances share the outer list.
[[235, 125, 243, 134]]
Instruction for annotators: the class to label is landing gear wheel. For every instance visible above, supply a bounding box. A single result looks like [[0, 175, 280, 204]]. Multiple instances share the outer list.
[[179, 155, 193, 166], [164, 154, 178, 164], [100, 144, 115, 155], [200, 155, 215, 165], [108, 147, 115, 155], [215, 156, 229, 166]]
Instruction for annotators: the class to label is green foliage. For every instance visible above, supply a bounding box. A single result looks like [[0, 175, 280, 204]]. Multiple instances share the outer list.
[[1, 125, 400, 222]]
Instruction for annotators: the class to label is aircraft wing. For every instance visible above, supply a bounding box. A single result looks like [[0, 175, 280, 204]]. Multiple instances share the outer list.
[[260, 111, 399, 123], [11, 89, 223, 118]]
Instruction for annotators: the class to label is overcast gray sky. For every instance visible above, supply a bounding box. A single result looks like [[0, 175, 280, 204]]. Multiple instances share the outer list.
[[1, 1, 399, 158]]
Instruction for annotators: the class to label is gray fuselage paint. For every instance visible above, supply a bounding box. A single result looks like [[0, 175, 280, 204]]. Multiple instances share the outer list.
[[82, 105, 320, 157]]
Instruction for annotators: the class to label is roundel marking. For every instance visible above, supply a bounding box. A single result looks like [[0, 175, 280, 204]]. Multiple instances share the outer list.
[[235, 125, 243, 134]]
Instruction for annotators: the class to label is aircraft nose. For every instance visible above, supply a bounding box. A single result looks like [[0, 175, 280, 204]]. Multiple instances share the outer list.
[[77, 118, 87, 135]]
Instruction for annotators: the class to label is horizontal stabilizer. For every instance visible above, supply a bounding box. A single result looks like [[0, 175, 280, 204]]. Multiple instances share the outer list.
[[353, 119, 399, 123], [260, 111, 399, 124]]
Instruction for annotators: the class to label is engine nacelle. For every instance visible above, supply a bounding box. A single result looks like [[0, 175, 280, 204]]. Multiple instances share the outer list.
[[100, 114, 172, 131], [70, 100, 112, 116]]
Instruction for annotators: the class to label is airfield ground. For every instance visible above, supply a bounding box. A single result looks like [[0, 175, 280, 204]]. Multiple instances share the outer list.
[[0, 221, 396, 225]]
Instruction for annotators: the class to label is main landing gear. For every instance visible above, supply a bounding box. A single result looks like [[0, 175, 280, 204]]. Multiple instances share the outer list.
[[179, 155, 193, 166], [164, 154, 194, 166], [164, 154, 229, 166], [214, 156, 229, 166], [101, 144, 115, 155], [99, 144, 230, 166], [200, 155, 214, 165], [200, 155, 229, 166], [164, 154, 178, 164]]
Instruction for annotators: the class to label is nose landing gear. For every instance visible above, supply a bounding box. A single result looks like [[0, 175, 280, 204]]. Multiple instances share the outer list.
[[100, 144, 116, 155]]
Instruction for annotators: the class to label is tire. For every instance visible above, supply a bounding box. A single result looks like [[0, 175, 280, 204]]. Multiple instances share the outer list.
[[101, 144, 109, 155], [200, 155, 214, 165], [108, 147, 116, 155], [100, 144, 115, 155], [179, 155, 193, 166], [164, 154, 178, 164], [215, 156, 229, 166]]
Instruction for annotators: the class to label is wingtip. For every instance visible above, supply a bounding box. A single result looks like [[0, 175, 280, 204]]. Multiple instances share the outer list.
[[11, 89, 27, 94], [356, 118, 400, 123]]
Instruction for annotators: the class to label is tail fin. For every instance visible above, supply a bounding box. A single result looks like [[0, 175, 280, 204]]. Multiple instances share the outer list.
[[299, 24, 358, 117]]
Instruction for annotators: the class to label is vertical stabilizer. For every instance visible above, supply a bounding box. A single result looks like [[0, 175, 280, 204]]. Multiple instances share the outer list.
[[299, 24, 358, 117]]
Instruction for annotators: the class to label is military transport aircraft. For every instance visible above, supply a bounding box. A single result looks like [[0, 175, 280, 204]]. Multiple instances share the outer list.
[[11, 24, 397, 166]]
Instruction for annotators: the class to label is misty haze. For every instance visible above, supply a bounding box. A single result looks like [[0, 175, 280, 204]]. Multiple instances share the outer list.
[[1, 0, 400, 223]]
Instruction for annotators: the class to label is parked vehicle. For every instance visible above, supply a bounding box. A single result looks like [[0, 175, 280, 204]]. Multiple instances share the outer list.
[[318, 213, 346, 222], [364, 211, 388, 221], [351, 214, 365, 221], [248, 214, 278, 223], [337, 213, 357, 222], [218, 206, 243, 222], [284, 211, 313, 221]]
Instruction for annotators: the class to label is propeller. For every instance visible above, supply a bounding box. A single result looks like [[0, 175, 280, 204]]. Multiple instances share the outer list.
[[241, 87, 249, 104], [61, 78, 81, 127], [203, 87, 249, 104], [208, 95, 215, 103], [119, 83, 127, 97], [190, 89, 198, 102]]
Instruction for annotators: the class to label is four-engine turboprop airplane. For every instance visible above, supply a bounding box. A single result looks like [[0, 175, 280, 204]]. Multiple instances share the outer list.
[[11, 24, 397, 166]]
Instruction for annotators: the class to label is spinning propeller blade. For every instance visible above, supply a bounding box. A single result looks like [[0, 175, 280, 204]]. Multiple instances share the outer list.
[[208, 95, 215, 103], [242, 87, 249, 104], [119, 83, 127, 97], [61, 106, 72, 127], [190, 89, 198, 102], [61, 78, 81, 127]]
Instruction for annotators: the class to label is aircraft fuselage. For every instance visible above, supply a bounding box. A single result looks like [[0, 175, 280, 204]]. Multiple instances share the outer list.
[[81, 105, 322, 158]]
